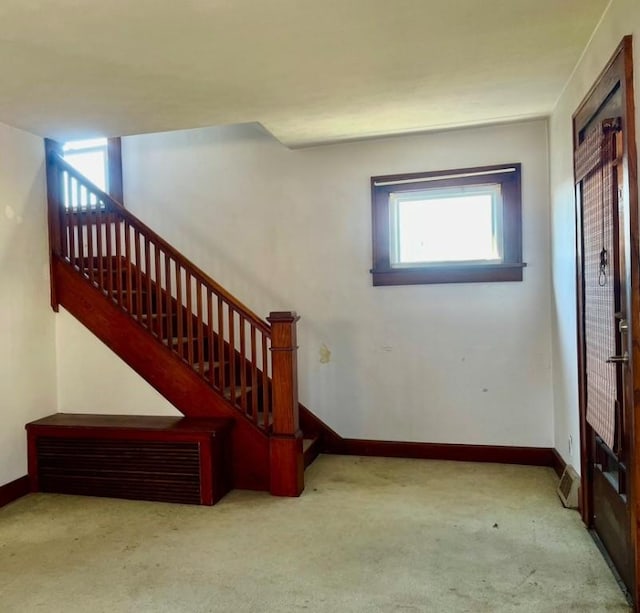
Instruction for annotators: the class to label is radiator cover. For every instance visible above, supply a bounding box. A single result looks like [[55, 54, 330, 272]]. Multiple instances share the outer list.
[[26, 414, 233, 506], [37, 437, 202, 504]]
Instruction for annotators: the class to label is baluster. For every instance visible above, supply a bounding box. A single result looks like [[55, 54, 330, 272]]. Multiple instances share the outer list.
[[186, 272, 194, 366], [134, 229, 143, 322], [207, 291, 215, 386], [229, 305, 236, 407], [165, 255, 173, 347], [115, 218, 123, 306], [105, 209, 113, 299], [95, 200, 104, 292], [239, 316, 247, 413], [68, 206, 76, 268], [217, 296, 225, 391], [197, 281, 204, 377], [155, 247, 163, 339], [251, 326, 258, 424], [85, 189, 94, 285], [59, 175, 69, 260], [66, 171, 73, 212], [71, 178, 84, 274], [145, 237, 152, 333], [262, 334, 269, 430], [124, 221, 131, 312], [176, 264, 184, 360]]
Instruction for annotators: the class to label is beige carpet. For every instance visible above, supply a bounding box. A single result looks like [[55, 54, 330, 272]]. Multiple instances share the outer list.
[[0, 455, 630, 612]]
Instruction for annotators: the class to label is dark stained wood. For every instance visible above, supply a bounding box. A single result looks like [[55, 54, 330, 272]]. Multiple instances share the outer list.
[[53, 257, 270, 491], [239, 315, 247, 411], [51, 154, 270, 330], [186, 271, 194, 365], [371, 163, 524, 286], [261, 334, 269, 429], [26, 414, 233, 505], [218, 296, 225, 391], [45, 139, 64, 311], [267, 312, 300, 436], [156, 246, 163, 338], [176, 264, 184, 359], [166, 255, 174, 343], [95, 210, 104, 285], [623, 34, 640, 607], [45, 150, 307, 496], [572, 36, 639, 605], [298, 403, 560, 468], [86, 210, 94, 285], [303, 437, 322, 468], [27, 413, 233, 432], [332, 439, 556, 466], [267, 312, 303, 496], [197, 281, 204, 376], [594, 469, 633, 591], [299, 403, 344, 453], [551, 448, 567, 479], [107, 137, 124, 204], [0, 475, 30, 508], [269, 433, 304, 497], [145, 237, 152, 325], [373, 263, 526, 286], [251, 326, 258, 424], [134, 229, 143, 319], [229, 305, 236, 406]]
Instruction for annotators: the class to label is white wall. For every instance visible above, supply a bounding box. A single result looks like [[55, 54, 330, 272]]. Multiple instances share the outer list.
[[56, 309, 179, 416], [0, 121, 57, 487], [549, 0, 640, 470], [60, 119, 550, 447]]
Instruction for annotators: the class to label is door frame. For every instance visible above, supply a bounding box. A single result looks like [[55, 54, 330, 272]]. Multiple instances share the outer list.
[[573, 35, 639, 603]]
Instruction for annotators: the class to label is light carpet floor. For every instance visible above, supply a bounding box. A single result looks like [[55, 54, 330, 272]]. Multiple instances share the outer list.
[[0, 455, 630, 612]]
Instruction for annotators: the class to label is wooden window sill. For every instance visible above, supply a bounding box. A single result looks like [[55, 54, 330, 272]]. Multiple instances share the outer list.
[[371, 263, 527, 286]]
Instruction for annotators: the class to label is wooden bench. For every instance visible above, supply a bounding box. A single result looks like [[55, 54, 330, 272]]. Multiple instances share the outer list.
[[26, 414, 233, 505]]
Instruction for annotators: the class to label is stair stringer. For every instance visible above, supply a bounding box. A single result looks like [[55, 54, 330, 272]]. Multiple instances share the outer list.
[[53, 256, 270, 492]]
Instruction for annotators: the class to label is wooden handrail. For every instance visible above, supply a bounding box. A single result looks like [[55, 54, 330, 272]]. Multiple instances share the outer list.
[[47, 146, 305, 493], [49, 151, 271, 335]]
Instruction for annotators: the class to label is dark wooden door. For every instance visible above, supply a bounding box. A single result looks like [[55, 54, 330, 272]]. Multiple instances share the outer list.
[[573, 37, 639, 602]]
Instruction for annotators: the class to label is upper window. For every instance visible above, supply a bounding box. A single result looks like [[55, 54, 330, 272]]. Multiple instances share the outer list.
[[61, 137, 123, 209], [63, 138, 109, 192], [371, 164, 524, 286]]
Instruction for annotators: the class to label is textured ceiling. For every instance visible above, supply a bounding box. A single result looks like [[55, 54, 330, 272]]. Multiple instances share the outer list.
[[0, 0, 609, 147]]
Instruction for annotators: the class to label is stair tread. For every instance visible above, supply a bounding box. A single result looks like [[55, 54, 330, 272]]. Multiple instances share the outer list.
[[224, 385, 253, 400], [192, 360, 220, 372]]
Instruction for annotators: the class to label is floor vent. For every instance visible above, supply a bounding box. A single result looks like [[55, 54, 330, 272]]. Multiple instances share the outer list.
[[557, 465, 580, 509]]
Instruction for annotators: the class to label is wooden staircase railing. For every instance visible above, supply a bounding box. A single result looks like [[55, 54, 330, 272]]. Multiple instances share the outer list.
[[45, 139, 303, 496]]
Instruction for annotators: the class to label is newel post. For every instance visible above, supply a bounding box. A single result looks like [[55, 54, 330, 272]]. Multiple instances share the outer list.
[[45, 138, 63, 312], [267, 311, 304, 497]]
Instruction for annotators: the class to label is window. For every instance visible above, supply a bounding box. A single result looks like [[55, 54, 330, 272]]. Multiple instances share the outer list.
[[371, 164, 524, 285], [63, 138, 109, 192], [60, 137, 123, 209]]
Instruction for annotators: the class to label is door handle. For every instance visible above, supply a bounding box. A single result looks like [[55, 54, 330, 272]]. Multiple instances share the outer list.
[[607, 352, 629, 364]]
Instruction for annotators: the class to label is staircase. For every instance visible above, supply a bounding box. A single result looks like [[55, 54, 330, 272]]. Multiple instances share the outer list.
[[44, 140, 328, 497]]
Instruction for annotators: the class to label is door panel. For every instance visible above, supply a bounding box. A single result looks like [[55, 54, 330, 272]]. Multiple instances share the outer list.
[[573, 37, 638, 603]]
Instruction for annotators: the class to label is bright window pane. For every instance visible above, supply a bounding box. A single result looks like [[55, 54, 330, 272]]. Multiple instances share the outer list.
[[62, 138, 108, 208], [64, 149, 107, 192], [390, 186, 502, 265]]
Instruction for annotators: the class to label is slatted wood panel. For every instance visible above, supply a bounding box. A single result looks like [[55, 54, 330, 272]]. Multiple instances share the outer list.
[[36, 437, 202, 504], [27, 414, 235, 504]]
